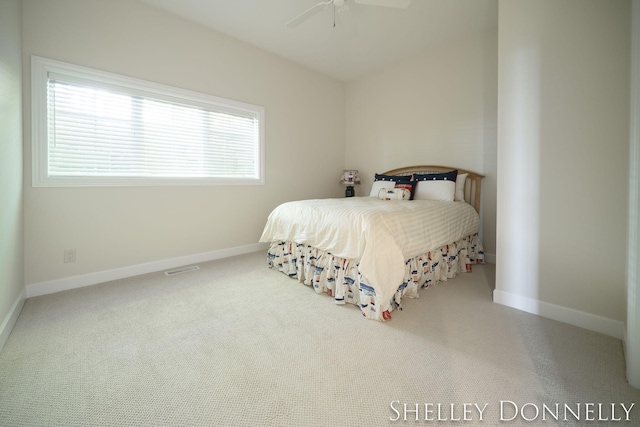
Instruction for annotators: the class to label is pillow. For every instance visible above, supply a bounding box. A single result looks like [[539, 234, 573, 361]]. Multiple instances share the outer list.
[[413, 170, 458, 202], [370, 180, 394, 197], [369, 173, 412, 197], [374, 173, 411, 183], [377, 188, 411, 200], [394, 181, 417, 200], [455, 173, 468, 202], [413, 180, 456, 202], [412, 170, 458, 182], [414, 180, 456, 201]]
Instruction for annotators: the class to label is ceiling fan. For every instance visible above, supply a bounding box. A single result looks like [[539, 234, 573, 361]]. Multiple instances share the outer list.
[[286, 0, 411, 29]]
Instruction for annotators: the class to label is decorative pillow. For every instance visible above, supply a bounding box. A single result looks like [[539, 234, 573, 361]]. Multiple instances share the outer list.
[[413, 170, 458, 202], [374, 173, 411, 183], [394, 181, 417, 200], [455, 173, 468, 202], [377, 188, 411, 200], [369, 173, 412, 197], [412, 170, 458, 182]]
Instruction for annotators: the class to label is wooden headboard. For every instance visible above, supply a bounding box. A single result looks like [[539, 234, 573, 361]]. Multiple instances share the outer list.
[[383, 165, 484, 214]]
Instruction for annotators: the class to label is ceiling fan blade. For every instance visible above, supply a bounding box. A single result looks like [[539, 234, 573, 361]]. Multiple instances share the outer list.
[[353, 0, 411, 8], [287, 1, 333, 28]]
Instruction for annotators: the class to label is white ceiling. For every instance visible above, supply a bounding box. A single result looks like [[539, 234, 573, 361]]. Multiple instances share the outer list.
[[140, 0, 498, 82]]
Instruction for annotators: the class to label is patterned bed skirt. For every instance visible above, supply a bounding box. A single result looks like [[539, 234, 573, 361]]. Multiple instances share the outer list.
[[266, 234, 484, 321]]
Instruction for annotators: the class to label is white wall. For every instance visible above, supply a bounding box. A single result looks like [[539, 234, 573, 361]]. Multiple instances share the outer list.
[[495, 0, 631, 334], [626, 0, 640, 391], [21, 0, 346, 287], [0, 0, 25, 349], [345, 29, 498, 258]]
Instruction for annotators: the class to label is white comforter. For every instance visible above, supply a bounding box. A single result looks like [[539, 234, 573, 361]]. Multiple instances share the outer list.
[[259, 197, 479, 305]]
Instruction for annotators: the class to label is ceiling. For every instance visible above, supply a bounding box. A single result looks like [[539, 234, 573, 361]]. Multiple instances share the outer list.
[[140, 0, 498, 82]]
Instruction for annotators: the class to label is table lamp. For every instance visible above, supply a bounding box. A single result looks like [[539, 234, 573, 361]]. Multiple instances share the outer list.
[[340, 170, 360, 197]]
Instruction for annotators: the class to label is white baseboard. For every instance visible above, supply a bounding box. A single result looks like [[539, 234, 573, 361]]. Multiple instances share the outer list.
[[26, 242, 269, 298], [0, 287, 26, 352], [493, 289, 624, 339]]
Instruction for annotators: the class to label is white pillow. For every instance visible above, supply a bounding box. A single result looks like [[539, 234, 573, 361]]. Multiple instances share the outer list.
[[370, 180, 396, 197], [414, 180, 456, 201], [455, 173, 468, 202], [377, 188, 410, 200]]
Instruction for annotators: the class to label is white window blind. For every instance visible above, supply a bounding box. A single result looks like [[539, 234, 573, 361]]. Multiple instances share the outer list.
[[32, 56, 265, 187]]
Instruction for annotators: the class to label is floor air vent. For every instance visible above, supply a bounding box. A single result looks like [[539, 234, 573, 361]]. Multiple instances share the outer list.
[[164, 265, 200, 276]]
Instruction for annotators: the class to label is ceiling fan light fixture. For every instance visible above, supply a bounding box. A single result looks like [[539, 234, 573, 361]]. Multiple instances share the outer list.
[[286, 0, 411, 29], [354, 0, 411, 8]]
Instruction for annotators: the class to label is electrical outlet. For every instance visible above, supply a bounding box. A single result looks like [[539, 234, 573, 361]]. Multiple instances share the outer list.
[[64, 249, 76, 263]]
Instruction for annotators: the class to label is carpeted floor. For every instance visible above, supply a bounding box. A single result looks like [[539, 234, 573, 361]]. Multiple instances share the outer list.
[[1, 251, 639, 426]]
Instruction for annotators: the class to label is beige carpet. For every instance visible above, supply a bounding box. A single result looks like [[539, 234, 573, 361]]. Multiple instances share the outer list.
[[1, 251, 639, 426]]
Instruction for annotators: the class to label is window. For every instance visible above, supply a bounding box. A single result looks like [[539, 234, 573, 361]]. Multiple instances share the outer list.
[[31, 56, 265, 187]]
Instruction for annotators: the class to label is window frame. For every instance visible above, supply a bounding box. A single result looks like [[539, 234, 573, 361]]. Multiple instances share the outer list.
[[31, 55, 265, 187]]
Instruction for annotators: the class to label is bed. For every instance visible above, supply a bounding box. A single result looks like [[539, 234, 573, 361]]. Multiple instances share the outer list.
[[259, 166, 484, 321]]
